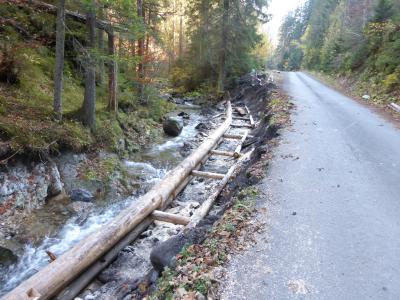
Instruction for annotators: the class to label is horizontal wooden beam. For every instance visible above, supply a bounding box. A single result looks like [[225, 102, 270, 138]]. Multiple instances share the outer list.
[[152, 210, 190, 225], [210, 149, 238, 157], [231, 123, 254, 128], [191, 170, 225, 180], [223, 133, 243, 139], [233, 116, 250, 121]]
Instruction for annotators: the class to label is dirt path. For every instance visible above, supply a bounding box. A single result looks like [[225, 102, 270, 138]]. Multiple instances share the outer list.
[[220, 72, 400, 299]]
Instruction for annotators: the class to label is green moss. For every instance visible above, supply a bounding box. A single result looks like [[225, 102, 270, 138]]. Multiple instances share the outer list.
[[81, 157, 121, 183], [192, 279, 210, 295]]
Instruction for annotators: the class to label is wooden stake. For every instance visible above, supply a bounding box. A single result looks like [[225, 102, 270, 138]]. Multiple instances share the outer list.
[[234, 130, 248, 156], [249, 114, 255, 128], [231, 123, 253, 128]]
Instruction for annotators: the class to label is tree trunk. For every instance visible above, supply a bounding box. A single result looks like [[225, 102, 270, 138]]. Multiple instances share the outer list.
[[82, 2, 96, 129], [217, 0, 229, 94], [108, 31, 118, 113], [97, 29, 104, 85], [53, 0, 65, 121], [137, 0, 145, 104], [178, 11, 183, 58]]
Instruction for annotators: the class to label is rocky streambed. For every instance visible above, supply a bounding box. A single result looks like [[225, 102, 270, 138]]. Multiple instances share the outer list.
[[0, 99, 215, 296]]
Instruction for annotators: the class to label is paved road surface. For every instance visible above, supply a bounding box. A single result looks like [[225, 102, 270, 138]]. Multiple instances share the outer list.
[[221, 72, 400, 299]]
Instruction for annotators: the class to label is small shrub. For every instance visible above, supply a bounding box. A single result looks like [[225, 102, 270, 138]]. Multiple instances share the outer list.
[[383, 73, 399, 92]]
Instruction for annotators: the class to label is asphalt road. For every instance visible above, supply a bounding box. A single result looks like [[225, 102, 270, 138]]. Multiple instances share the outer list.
[[221, 72, 400, 299]]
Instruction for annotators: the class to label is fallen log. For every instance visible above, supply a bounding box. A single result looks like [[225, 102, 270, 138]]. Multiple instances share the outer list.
[[3, 102, 232, 300]]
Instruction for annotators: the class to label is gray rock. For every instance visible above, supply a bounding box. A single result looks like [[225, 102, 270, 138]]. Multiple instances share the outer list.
[[163, 117, 183, 137], [195, 122, 210, 132], [0, 246, 17, 267], [47, 164, 63, 197], [178, 111, 190, 119], [362, 94, 370, 100], [69, 188, 94, 202], [117, 138, 126, 152], [68, 201, 94, 224]]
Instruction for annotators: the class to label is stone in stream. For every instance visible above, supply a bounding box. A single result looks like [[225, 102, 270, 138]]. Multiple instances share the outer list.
[[67, 201, 94, 225], [69, 188, 94, 202], [195, 122, 210, 132], [0, 246, 17, 267], [163, 117, 183, 137], [178, 111, 190, 119]]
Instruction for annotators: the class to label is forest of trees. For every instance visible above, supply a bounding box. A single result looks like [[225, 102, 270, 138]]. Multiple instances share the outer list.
[[0, 0, 270, 156], [276, 0, 400, 98]]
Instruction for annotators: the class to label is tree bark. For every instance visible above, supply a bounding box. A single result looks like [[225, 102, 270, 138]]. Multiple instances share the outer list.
[[82, 2, 96, 129], [97, 30, 105, 85], [53, 0, 65, 121], [217, 0, 229, 93], [178, 13, 183, 58], [108, 31, 118, 113], [137, 0, 145, 104]]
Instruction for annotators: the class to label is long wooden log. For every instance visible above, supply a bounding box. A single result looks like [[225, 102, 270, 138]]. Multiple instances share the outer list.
[[152, 210, 190, 225], [55, 218, 153, 300], [55, 153, 207, 300], [4, 102, 232, 300], [55, 134, 228, 300]]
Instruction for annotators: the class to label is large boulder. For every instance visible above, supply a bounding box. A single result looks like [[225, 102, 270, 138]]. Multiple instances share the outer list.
[[69, 188, 94, 202], [163, 117, 183, 137], [0, 246, 17, 267]]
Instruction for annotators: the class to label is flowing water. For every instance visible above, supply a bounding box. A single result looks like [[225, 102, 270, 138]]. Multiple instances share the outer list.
[[0, 106, 205, 296]]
